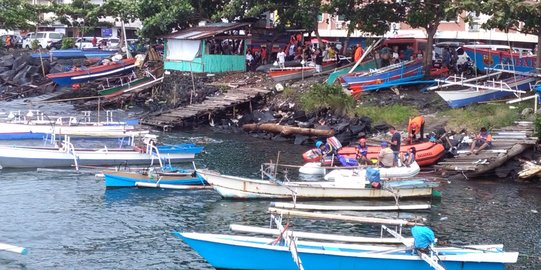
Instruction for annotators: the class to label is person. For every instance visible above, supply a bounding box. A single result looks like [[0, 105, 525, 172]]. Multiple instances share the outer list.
[[260, 46, 267, 65], [328, 46, 336, 60], [92, 36, 97, 47], [469, 127, 492, 155], [5, 35, 12, 48], [246, 50, 254, 71], [277, 48, 286, 69], [404, 45, 414, 61], [315, 140, 336, 160], [389, 126, 401, 166], [407, 115, 425, 144], [315, 49, 323, 73], [442, 47, 451, 68], [353, 44, 363, 63], [377, 141, 395, 168], [356, 138, 369, 165], [288, 43, 296, 61], [411, 226, 436, 254], [402, 147, 416, 167], [380, 45, 391, 67], [416, 49, 423, 60]]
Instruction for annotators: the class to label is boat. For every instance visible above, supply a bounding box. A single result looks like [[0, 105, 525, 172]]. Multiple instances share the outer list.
[[104, 165, 209, 189], [46, 58, 137, 86], [302, 142, 445, 167], [268, 58, 345, 82], [339, 60, 425, 94], [0, 137, 203, 169], [435, 75, 535, 108], [463, 45, 536, 73], [99, 75, 164, 98], [199, 164, 438, 199], [31, 48, 116, 59], [322, 161, 420, 181], [175, 231, 518, 270]]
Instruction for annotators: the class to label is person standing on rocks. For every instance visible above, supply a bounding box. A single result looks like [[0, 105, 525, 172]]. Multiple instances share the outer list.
[[389, 126, 401, 166]]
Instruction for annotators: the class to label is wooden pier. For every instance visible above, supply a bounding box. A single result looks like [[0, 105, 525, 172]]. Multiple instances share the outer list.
[[435, 121, 538, 178], [141, 87, 272, 129]]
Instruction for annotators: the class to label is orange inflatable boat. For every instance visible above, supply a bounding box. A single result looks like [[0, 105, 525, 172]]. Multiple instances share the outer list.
[[302, 141, 446, 167]]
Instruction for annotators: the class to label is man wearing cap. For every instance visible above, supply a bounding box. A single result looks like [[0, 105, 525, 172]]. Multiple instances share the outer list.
[[378, 141, 395, 168], [389, 126, 401, 166]]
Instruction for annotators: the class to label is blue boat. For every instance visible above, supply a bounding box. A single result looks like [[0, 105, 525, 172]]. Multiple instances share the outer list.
[[436, 76, 535, 108], [104, 166, 208, 189], [463, 46, 536, 73], [46, 58, 136, 86], [174, 232, 518, 270], [31, 49, 116, 59]]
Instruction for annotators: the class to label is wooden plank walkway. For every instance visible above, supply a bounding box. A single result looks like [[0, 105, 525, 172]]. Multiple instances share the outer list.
[[435, 121, 537, 178], [141, 87, 272, 129]]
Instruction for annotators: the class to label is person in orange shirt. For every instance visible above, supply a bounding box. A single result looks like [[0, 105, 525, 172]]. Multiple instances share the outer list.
[[470, 127, 492, 154], [407, 116, 425, 143], [354, 44, 363, 63]]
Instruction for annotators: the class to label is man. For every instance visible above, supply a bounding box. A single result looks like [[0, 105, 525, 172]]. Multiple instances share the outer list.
[[354, 44, 363, 63], [470, 127, 492, 154], [378, 141, 394, 168], [404, 45, 414, 61], [380, 45, 391, 67], [389, 126, 401, 166], [246, 50, 254, 71], [92, 36, 97, 47], [315, 49, 323, 73], [356, 138, 369, 165], [408, 116, 425, 144], [315, 140, 336, 160], [277, 48, 286, 69]]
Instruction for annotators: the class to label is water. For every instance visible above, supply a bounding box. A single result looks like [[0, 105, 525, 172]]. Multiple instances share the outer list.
[[0, 128, 540, 269]]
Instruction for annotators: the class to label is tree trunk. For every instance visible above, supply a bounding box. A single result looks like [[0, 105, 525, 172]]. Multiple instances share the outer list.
[[242, 123, 335, 137], [424, 25, 438, 76], [537, 32, 541, 69], [314, 20, 323, 49], [343, 29, 352, 56]]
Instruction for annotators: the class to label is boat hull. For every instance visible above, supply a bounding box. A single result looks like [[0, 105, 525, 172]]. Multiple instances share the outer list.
[[269, 61, 339, 82], [175, 232, 517, 270], [104, 171, 207, 188], [0, 122, 138, 140], [324, 162, 420, 180], [201, 170, 436, 199], [46, 59, 136, 86], [463, 47, 535, 73]]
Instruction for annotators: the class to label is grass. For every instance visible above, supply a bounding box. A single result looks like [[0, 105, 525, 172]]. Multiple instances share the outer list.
[[299, 83, 355, 116], [438, 103, 528, 132], [353, 104, 419, 127]]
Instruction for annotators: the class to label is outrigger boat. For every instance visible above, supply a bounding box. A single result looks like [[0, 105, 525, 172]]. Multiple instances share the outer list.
[[0, 136, 203, 169], [268, 57, 348, 82], [46, 58, 136, 86], [175, 210, 518, 270], [200, 163, 438, 200], [463, 45, 536, 73], [31, 48, 116, 59]]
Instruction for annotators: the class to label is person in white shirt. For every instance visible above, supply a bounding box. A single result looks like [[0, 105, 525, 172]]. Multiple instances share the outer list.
[[246, 51, 254, 71], [277, 48, 286, 69]]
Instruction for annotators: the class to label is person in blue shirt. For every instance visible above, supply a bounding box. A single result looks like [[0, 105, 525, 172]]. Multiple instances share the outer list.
[[315, 140, 336, 160], [356, 138, 369, 165]]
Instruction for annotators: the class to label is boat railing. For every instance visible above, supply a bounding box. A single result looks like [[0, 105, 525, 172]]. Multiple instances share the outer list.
[[146, 141, 164, 168], [62, 138, 79, 171]]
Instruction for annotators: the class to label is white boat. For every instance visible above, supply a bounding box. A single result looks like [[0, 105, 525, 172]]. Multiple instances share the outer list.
[[324, 162, 420, 181], [0, 137, 204, 169], [200, 166, 437, 200]]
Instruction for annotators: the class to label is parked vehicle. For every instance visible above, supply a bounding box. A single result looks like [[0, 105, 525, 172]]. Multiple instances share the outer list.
[[74, 37, 96, 49], [22, 32, 63, 49]]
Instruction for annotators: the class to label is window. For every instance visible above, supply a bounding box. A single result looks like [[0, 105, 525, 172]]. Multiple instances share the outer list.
[[337, 15, 346, 22], [36, 33, 45, 38], [49, 33, 62, 39]]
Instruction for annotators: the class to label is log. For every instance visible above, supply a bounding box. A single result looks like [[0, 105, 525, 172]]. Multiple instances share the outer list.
[[242, 123, 335, 137]]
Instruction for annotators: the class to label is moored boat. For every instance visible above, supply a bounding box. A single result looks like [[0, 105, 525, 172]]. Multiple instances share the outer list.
[[31, 49, 116, 59], [104, 166, 208, 189], [268, 58, 343, 82], [463, 45, 536, 73], [323, 161, 420, 180], [46, 58, 136, 86]]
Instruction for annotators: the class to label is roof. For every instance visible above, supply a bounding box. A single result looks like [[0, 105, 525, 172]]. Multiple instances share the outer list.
[[164, 22, 250, 40]]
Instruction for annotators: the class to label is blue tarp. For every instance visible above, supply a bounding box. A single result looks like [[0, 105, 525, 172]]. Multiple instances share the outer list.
[[411, 226, 435, 249], [366, 167, 380, 183], [337, 155, 358, 166]]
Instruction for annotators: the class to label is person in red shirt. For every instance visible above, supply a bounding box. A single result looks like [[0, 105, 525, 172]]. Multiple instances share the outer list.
[[470, 127, 492, 154], [92, 36, 97, 47], [353, 44, 363, 63], [407, 116, 425, 144]]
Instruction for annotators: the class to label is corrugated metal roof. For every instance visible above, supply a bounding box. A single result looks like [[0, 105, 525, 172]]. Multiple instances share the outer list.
[[165, 23, 250, 40]]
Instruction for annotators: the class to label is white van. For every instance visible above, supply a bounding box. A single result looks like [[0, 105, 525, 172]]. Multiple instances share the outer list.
[[23, 31, 64, 49]]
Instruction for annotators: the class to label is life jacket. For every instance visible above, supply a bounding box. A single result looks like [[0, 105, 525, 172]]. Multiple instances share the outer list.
[[479, 132, 492, 144], [356, 144, 368, 157]]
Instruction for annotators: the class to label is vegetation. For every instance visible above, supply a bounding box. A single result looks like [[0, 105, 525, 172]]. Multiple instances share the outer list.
[[354, 104, 418, 127], [299, 83, 355, 116], [31, 39, 40, 50], [439, 103, 526, 132], [61, 37, 75, 49]]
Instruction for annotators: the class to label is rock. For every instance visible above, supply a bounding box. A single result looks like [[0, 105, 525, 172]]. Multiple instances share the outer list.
[[294, 135, 309, 145], [0, 67, 9, 73], [373, 123, 390, 132], [296, 121, 313, 128], [12, 65, 32, 85], [238, 113, 256, 126], [0, 70, 14, 82], [521, 107, 534, 116], [333, 121, 350, 133], [292, 110, 307, 121], [0, 55, 14, 67], [253, 111, 275, 122], [275, 83, 284, 92], [271, 134, 290, 142], [12, 54, 31, 72]]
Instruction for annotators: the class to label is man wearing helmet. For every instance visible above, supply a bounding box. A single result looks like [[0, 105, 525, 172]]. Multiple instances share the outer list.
[[356, 138, 369, 165], [315, 140, 336, 161]]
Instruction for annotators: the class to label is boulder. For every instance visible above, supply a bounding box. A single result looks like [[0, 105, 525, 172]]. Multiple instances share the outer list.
[[12, 65, 33, 85], [271, 134, 290, 142], [253, 110, 275, 122], [0, 55, 14, 67], [332, 121, 350, 133], [0, 70, 14, 82], [373, 123, 390, 132], [0, 67, 9, 73], [238, 113, 256, 126], [294, 134, 309, 145]]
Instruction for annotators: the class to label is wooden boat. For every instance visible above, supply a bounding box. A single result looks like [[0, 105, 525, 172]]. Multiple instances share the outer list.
[[31, 49, 116, 59], [199, 167, 438, 199], [46, 58, 136, 86], [268, 58, 343, 82], [435, 75, 535, 108], [322, 161, 420, 180], [0, 138, 203, 169], [463, 45, 536, 73], [302, 142, 445, 167], [104, 166, 209, 189], [174, 232, 517, 270], [99, 76, 164, 98]]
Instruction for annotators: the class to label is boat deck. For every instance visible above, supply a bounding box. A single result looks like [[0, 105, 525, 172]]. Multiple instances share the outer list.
[[141, 87, 272, 130], [435, 121, 537, 178]]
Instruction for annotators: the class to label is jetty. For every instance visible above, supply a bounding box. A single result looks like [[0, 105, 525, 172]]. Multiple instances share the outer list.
[[436, 121, 538, 178], [141, 86, 272, 130]]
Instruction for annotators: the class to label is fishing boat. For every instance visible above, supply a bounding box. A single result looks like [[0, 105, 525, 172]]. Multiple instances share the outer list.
[[463, 45, 536, 73], [31, 48, 116, 59], [435, 75, 535, 108], [322, 161, 420, 181], [46, 58, 136, 86], [302, 142, 445, 167], [0, 137, 203, 169], [200, 164, 438, 199], [104, 165, 209, 189], [99, 76, 164, 98], [268, 58, 345, 82]]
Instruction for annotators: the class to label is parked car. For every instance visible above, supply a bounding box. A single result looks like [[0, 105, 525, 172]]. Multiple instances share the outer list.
[[74, 37, 97, 49], [22, 31, 64, 49]]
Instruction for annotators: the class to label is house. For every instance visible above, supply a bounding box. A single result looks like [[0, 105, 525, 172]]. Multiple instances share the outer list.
[[163, 22, 251, 73]]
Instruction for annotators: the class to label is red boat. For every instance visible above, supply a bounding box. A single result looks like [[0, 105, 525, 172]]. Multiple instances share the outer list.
[[302, 141, 445, 167], [47, 58, 137, 86]]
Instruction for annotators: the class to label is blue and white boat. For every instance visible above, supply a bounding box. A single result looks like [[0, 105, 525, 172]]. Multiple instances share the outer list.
[[463, 45, 536, 73], [436, 75, 535, 108], [46, 58, 136, 86], [174, 232, 518, 270], [31, 49, 116, 59], [104, 165, 209, 189]]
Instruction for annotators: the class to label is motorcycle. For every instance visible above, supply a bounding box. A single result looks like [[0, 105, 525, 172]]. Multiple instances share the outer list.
[[456, 59, 475, 76]]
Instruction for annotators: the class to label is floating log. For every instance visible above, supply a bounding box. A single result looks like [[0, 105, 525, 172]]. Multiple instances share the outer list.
[[229, 224, 412, 244], [268, 207, 420, 226], [270, 202, 431, 211], [242, 123, 335, 137]]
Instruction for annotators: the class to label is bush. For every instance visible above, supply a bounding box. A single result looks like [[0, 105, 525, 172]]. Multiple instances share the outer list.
[[354, 104, 418, 126], [439, 103, 523, 132], [299, 83, 355, 116], [61, 37, 75, 49], [31, 39, 40, 50]]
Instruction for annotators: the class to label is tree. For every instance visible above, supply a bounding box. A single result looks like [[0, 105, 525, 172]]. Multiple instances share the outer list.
[[0, 0, 37, 30], [52, 0, 104, 37]]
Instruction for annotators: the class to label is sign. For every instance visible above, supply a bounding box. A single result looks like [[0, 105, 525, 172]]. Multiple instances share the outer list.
[[101, 28, 113, 37]]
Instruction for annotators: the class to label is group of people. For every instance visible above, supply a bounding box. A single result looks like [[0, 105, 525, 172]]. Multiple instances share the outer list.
[[378, 44, 423, 67]]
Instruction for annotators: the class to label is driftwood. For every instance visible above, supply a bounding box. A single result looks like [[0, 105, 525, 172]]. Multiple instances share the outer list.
[[242, 123, 335, 137], [518, 160, 541, 179]]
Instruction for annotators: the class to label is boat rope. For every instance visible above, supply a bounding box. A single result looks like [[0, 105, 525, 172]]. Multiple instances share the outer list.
[[271, 222, 290, 246]]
